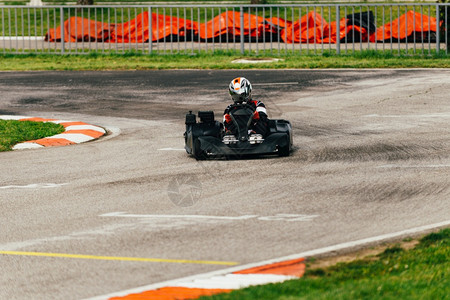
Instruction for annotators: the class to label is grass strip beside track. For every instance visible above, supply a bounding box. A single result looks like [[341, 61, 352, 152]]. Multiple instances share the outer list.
[[0, 119, 65, 151], [199, 228, 450, 300], [3, 51, 450, 70]]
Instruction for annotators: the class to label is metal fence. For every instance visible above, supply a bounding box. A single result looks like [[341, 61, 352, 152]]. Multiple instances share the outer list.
[[0, 3, 449, 55]]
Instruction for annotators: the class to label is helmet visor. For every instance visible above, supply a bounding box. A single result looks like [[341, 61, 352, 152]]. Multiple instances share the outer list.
[[231, 93, 246, 103]]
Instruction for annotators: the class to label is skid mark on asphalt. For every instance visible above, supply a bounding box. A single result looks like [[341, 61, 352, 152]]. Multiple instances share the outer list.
[[0, 251, 238, 266], [158, 148, 185, 151], [302, 142, 440, 162], [379, 164, 450, 169], [364, 112, 450, 118], [252, 82, 299, 86], [0, 212, 316, 252]]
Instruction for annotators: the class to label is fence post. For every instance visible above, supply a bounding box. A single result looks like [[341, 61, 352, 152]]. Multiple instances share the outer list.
[[148, 6, 152, 54], [436, 4, 440, 54], [60, 6, 65, 54], [240, 6, 244, 55], [336, 5, 340, 55]]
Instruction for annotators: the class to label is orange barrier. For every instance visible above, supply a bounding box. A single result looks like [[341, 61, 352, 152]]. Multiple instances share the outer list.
[[45, 11, 438, 45]]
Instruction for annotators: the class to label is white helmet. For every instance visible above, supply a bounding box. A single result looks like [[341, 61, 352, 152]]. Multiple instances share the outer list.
[[229, 77, 252, 104]]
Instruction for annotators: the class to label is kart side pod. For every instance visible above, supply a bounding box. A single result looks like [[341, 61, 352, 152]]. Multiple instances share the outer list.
[[184, 111, 222, 157]]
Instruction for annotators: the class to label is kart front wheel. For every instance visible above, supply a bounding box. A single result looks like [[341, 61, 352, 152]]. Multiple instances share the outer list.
[[277, 136, 290, 157], [278, 144, 290, 157], [194, 139, 207, 160]]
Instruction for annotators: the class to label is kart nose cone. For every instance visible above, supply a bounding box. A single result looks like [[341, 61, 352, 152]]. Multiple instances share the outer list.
[[240, 136, 247, 142]]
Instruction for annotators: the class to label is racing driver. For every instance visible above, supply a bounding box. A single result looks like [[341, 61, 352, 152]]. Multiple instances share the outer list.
[[224, 77, 268, 136]]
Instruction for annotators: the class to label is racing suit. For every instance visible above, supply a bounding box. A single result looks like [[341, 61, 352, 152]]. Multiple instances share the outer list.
[[223, 100, 268, 136]]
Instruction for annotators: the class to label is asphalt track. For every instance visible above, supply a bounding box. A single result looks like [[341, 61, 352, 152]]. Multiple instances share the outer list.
[[0, 69, 449, 299]]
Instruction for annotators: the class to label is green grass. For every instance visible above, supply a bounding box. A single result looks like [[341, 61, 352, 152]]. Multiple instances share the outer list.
[[0, 119, 65, 151], [2, 50, 450, 70], [199, 228, 450, 300]]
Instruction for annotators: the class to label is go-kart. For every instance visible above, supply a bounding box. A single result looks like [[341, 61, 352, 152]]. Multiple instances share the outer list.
[[184, 103, 292, 160]]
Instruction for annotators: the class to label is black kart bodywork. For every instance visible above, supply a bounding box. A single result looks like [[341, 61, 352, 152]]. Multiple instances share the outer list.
[[184, 103, 293, 160]]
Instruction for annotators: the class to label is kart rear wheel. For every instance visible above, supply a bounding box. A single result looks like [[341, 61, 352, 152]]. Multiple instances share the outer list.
[[277, 136, 290, 157]]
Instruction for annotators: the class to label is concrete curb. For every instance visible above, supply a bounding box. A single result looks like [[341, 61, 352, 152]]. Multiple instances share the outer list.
[[0, 115, 106, 150], [86, 220, 450, 300]]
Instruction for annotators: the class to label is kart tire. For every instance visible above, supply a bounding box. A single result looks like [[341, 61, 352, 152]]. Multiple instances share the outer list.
[[277, 136, 290, 157], [194, 139, 207, 160]]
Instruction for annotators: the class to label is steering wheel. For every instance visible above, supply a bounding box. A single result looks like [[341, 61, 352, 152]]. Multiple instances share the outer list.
[[228, 103, 254, 111]]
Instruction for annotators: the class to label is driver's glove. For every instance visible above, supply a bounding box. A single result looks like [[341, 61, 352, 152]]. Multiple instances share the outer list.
[[223, 114, 236, 133], [224, 114, 232, 123], [253, 111, 260, 121]]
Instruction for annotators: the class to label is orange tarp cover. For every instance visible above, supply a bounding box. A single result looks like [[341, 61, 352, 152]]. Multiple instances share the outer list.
[[198, 11, 260, 39], [114, 12, 197, 43], [371, 10, 438, 42], [45, 10, 438, 44], [45, 12, 196, 43], [46, 16, 113, 42]]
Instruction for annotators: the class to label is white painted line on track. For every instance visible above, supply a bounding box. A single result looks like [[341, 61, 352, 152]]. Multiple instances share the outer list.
[[0, 183, 68, 189], [170, 274, 295, 290], [100, 212, 319, 222], [100, 212, 258, 220], [85, 219, 450, 300]]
